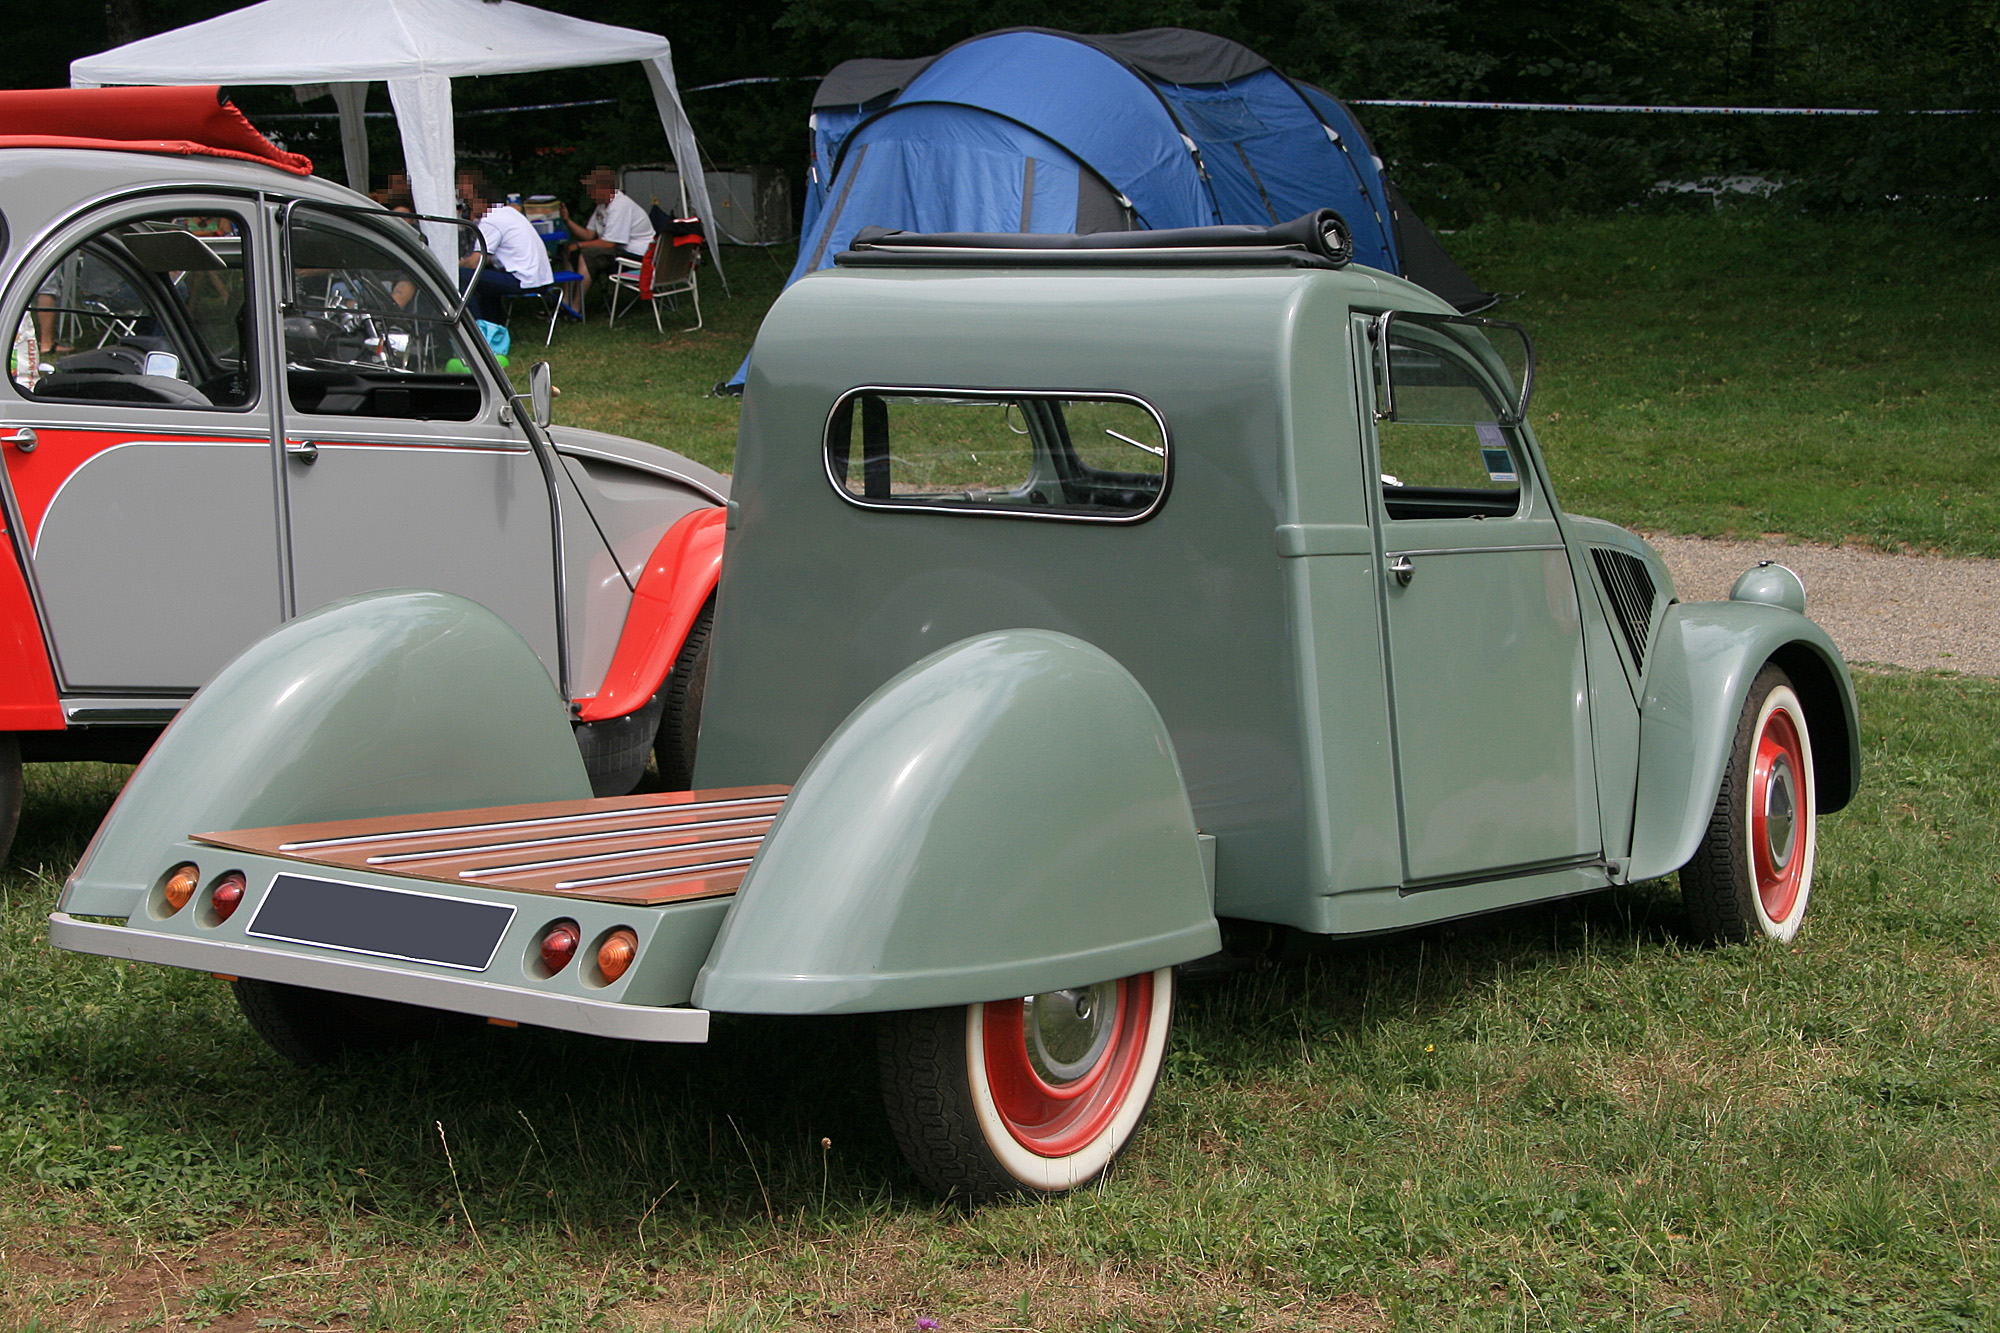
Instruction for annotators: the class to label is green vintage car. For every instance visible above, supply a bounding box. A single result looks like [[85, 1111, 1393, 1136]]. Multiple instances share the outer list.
[[51, 212, 1859, 1200]]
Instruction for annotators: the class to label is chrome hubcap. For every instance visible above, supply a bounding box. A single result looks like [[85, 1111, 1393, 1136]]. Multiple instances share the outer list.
[[1024, 981, 1118, 1085], [1764, 755, 1796, 870]]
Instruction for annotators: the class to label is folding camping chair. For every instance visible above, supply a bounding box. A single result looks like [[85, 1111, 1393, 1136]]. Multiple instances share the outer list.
[[607, 214, 703, 333], [499, 270, 585, 346]]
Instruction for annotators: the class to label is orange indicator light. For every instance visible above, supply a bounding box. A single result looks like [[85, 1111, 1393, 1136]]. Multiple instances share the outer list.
[[163, 864, 198, 913], [597, 928, 638, 982]]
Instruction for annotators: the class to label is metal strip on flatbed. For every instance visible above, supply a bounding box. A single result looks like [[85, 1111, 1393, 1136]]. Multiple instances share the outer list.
[[194, 785, 791, 906]]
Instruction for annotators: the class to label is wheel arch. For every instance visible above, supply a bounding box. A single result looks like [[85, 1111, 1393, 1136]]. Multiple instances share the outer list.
[[692, 629, 1220, 1016], [1625, 601, 1859, 882], [575, 505, 725, 724], [60, 589, 590, 918]]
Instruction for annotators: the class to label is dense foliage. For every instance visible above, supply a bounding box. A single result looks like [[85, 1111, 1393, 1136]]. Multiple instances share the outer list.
[[5, 2, 1995, 220]]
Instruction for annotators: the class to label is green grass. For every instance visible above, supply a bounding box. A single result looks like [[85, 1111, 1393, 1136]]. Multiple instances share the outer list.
[[534, 217, 2000, 559], [1453, 213, 2000, 557], [4, 668, 1998, 1330], [4, 216, 1997, 1329]]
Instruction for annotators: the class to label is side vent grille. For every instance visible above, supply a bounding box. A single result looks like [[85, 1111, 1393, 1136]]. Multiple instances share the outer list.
[[1591, 547, 1658, 670]]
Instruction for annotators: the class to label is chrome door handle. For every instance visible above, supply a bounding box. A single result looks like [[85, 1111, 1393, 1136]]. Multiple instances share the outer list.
[[2, 428, 36, 453], [1388, 553, 1416, 587], [284, 439, 318, 465]]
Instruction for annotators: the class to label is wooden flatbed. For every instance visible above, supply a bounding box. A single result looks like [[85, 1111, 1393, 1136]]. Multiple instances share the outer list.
[[194, 785, 792, 905]]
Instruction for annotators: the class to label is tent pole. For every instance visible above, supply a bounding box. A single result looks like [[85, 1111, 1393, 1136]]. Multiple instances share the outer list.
[[331, 82, 371, 194], [643, 55, 728, 294], [388, 74, 459, 272]]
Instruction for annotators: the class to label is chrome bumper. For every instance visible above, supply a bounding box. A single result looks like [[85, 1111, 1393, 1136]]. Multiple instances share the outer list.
[[49, 912, 711, 1043]]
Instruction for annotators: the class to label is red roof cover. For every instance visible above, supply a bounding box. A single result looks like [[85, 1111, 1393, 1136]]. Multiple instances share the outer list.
[[0, 85, 312, 175]]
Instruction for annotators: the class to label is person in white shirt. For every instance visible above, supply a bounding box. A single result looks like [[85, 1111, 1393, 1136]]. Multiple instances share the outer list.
[[456, 168, 553, 324], [560, 166, 656, 311]]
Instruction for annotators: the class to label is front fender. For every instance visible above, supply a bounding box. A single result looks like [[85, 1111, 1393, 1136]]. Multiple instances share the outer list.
[[1625, 600, 1860, 882], [576, 506, 724, 723], [692, 630, 1220, 1015]]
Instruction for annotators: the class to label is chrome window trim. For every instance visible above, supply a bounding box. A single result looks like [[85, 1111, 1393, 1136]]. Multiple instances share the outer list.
[[820, 385, 1173, 525]]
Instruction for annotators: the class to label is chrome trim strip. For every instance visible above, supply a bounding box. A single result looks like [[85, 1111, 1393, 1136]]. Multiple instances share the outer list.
[[1384, 543, 1567, 558], [49, 911, 711, 1043], [554, 854, 757, 890], [460, 834, 766, 880], [62, 703, 181, 724], [367, 814, 775, 866], [274, 793, 787, 852], [552, 440, 729, 505]]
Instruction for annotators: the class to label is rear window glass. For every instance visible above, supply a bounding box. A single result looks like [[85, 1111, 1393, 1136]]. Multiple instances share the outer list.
[[824, 389, 1168, 521]]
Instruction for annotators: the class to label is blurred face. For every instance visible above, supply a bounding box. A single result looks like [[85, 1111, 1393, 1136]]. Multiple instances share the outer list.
[[456, 172, 483, 209], [585, 171, 617, 205]]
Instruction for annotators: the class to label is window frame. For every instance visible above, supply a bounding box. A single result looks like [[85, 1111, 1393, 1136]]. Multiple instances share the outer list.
[[820, 385, 1174, 525], [7, 198, 263, 414]]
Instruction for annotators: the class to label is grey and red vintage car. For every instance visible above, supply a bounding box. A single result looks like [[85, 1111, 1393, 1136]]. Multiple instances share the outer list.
[[0, 87, 724, 860]]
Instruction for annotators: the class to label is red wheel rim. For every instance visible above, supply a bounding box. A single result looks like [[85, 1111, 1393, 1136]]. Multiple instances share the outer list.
[[1750, 705, 1807, 924], [982, 973, 1154, 1158]]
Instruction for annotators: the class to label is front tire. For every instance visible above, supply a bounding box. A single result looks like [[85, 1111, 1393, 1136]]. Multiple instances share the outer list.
[[0, 734, 20, 866], [876, 967, 1174, 1199], [1680, 664, 1817, 943], [654, 598, 713, 791]]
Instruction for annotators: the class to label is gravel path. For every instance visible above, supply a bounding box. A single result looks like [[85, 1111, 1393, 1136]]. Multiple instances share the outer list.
[[1645, 534, 2000, 676]]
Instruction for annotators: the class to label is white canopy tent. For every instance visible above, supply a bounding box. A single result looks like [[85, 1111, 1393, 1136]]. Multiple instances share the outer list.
[[71, 0, 723, 281]]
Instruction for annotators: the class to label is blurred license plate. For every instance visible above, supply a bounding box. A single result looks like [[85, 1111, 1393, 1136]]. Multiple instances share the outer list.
[[247, 874, 515, 971]]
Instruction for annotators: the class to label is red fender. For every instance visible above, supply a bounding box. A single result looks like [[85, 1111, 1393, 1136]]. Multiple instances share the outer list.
[[0, 516, 63, 730], [576, 505, 726, 723]]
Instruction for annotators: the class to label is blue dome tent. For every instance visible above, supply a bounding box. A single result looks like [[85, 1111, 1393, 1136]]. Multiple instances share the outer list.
[[727, 27, 1490, 390]]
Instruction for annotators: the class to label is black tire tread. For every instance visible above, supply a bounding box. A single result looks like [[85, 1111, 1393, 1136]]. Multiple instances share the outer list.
[[875, 1006, 1020, 1201], [1679, 663, 1792, 944], [232, 978, 436, 1067], [655, 597, 714, 791], [0, 734, 20, 867]]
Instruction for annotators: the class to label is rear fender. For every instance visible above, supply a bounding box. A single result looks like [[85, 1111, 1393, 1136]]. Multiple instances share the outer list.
[[1625, 601, 1860, 883], [576, 506, 724, 723], [692, 630, 1221, 1015], [60, 590, 590, 918]]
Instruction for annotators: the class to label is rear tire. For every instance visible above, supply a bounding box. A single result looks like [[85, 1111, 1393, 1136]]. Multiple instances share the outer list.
[[876, 967, 1174, 1199], [232, 978, 440, 1066], [1680, 664, 1817, 943], [0, 734, 20, 866], [654, 597, 713, 790]]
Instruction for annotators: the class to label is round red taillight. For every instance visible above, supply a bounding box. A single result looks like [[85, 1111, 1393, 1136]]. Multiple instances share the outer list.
[[540, 921, 581, 974], [596, 928, 638, 983], [209, 872, 246, 922], [162, 864, 199, 914]]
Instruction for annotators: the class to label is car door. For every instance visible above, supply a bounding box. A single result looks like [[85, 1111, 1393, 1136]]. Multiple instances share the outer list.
[[272, 203, 563, 681], [2, 196, 281, 695], [1366, 313, 1602, 887]]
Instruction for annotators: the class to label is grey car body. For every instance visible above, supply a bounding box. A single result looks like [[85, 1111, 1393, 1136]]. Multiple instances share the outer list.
[[0, 146, 723, 813]]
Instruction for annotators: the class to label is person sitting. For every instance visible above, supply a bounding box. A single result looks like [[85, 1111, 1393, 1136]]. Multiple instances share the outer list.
[[456, 168, 551, 325], [560, 167, 655, 312]]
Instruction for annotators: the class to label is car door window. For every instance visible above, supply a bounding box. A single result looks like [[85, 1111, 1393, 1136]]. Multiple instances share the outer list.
[[284, 210, 485, 424], [9, 210, 256, 410]]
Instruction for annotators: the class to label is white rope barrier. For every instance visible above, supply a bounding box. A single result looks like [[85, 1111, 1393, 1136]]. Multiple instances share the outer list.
[[1349, 99, 1983, 116]]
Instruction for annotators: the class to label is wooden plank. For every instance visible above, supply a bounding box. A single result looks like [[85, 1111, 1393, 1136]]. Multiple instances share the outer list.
[[194, 785, 790, 905]]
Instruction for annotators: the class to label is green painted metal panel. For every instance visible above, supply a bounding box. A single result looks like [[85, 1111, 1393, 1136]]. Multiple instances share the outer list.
[[1626, 601, 1859, 882], [693, 630, 1219, 1015], [60, 591, 590, 918]]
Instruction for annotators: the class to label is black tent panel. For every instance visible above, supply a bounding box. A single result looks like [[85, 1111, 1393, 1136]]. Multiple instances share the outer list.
[[1385, 181, 1495, 314]]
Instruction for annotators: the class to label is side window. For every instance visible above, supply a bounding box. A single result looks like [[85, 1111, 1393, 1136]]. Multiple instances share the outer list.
[[9, 210, 256, 410], [824, 390, 1168, 521], [284, 211, 483, 423], [1373, 315, 1533, 521]]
